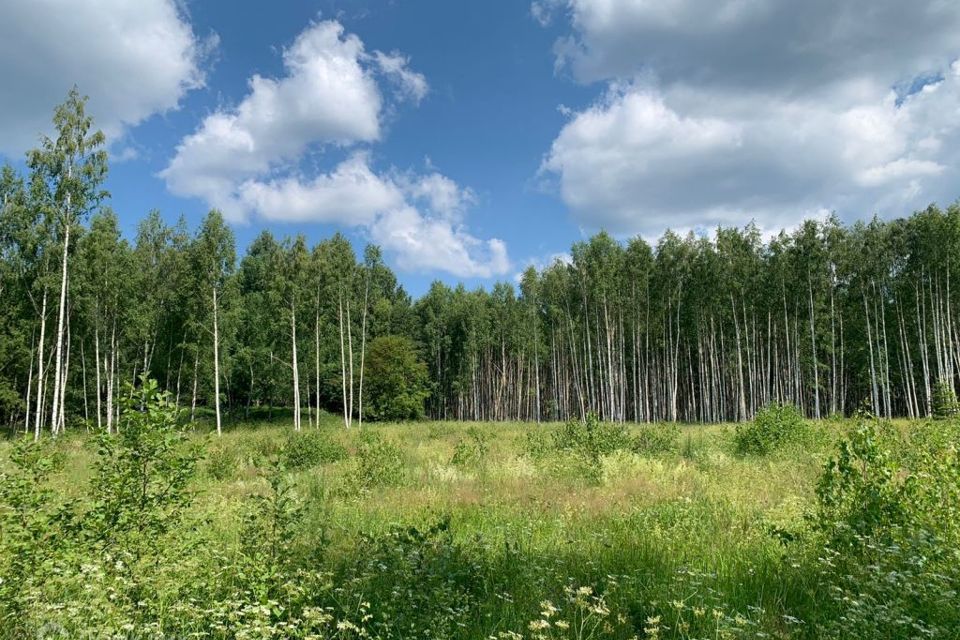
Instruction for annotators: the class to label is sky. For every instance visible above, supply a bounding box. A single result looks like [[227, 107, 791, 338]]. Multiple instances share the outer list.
[[3, 1, 960, 297]]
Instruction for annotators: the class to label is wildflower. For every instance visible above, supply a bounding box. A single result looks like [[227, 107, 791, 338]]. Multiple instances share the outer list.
[[540, 600, 558, 618]]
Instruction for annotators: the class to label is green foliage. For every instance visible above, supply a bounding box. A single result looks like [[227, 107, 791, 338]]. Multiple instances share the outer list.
[[815, 418, 908, 548], [816, 531, 960, 639], [364, 335, 430, 421], [87, 377, 201, 548], [632, 423, 681, 455], [206, 442, 239, 480], [342, 517, 482, 639], [811, 416, 960, 637], [347, 431, 405, 490], [523, 428, 553, 459], [282, 429, 348, 470], [734, 402, 809, 455], [0, 440, 72, 631], [450, 426, 490, 467], [238, 460, 310, 600], [932, 378, 959, 420], [552, 413, 633, 461]]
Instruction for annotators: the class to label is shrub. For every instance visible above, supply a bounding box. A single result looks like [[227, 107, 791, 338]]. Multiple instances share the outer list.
[[364, 335, 430, 421], [282, 429, 347, 470], [552, 413, 632, 460], [734, 403, 808, 455], [205, 443, 239, 480], [812, 416, 960, 637], [87, 377, 201, 549], [814, 418, 907, 548], [342, 517, 482, 639], [522, 429, 552, 459], [450, 427, 490, 467], [0, 440, 72, 632], [632, 423, 681, 455], [932, 379, 959, 420], [348, 431, 405, 490]]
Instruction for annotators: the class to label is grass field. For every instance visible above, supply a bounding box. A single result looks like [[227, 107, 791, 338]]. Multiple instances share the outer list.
[[1, 406, 958, 639]]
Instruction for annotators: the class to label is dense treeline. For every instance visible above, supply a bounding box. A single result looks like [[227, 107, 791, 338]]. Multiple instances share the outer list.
[[2, 92, 960, 434], [422, 209, 959, 423]]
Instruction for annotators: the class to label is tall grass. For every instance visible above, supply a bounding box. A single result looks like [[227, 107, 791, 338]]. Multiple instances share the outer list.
[[0, 408, 955, 638]]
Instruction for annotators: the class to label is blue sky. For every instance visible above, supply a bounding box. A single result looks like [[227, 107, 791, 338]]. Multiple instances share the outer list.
[[4, 1, 960, 296]]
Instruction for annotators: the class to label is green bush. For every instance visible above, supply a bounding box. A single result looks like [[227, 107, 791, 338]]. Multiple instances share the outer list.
[[205, 443, 239, 480], [522, 429, 552, 459], [342, 517, 482, 639], [364, 335, 430, 421], [932, 379, 959, 420], [349, 431, 405, 490], [450, 427, 490, 467], [552, 413, 632, 460], [734, 403, 808, 455], [812, 416, 960, 637], [282, 429, 348, 470], [632, 423, 681, 455], [0, 440, 72, 632]]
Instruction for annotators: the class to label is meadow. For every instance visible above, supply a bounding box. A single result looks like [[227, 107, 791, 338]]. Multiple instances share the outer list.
[[2, 390, 958, 639]]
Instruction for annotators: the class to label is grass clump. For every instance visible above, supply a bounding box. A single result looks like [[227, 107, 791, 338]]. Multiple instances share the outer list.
[[632, 423, 681, 455], [450, 426, 490, 468], [552, 413, 632, 460], [282, 429, 347, 470], [734, 402, 809, 455], [205, 443, 238, 480], [347, 431, 405, 490]]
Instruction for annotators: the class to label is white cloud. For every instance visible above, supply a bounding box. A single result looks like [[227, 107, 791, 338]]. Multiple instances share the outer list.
[[161, 20, 508, 277], [0, 0, 209, 157], [372, 206, 510, 278], [373, 51, 429, 104], [237, 153, 404, 225], [236, 153, 509, 277], [400, 172, 477, 221], [538, 0, 960, 235], [161, 21, 385, 214]]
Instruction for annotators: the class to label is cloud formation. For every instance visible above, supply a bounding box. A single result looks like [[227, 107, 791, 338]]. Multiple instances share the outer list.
[[537, 0, 960, 235], [0, 0, 209, 157], [162, 20, 508, 277]]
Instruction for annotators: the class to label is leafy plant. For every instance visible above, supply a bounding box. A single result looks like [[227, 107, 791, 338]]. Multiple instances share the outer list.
[[552, 413, 632, 461], [282, 429, 348, 470], [86, 377, 201, 550], [347, 431, 405, 490], [810, 415, 960, 637], [734, 402, 809, 455], [632, 423, 681, 456], [932, 378, 959, 420], [451, 426, 490, 467], [0, 440, 73, 631]]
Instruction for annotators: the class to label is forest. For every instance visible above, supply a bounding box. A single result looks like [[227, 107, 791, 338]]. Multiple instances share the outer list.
[[2, 91, 960, 436], [2, 91, 960, 640]]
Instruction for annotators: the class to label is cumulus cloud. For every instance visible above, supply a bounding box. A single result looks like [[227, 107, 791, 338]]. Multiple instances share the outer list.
[[371, 206, 510, 278], [162, 21, 506, 277], [161, 20, 386, 213], [537, 0, 960, 235], [373, 51, 430, 104], [0, 0, 210, 157]]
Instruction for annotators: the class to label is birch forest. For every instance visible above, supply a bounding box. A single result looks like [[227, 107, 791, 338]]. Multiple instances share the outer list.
[[2, 92, 960, 436]]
